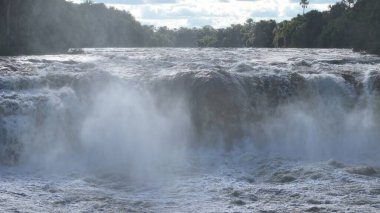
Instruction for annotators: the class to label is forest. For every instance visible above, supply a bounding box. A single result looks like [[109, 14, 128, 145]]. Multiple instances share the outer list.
[[0, 0, 379, 55]]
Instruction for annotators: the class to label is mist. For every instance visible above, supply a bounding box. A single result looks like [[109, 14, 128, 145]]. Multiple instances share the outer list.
[[4, 78, 192, 182]]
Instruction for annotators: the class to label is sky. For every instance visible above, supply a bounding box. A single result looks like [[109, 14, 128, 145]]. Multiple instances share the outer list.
[[69, 0, 340, 28]]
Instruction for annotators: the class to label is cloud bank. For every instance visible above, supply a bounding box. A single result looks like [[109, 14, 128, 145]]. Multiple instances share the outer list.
[[69, 0, 340, 28]]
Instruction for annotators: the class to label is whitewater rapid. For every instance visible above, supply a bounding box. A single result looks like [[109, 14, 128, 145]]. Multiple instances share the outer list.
[[0, 48, 380, 212]]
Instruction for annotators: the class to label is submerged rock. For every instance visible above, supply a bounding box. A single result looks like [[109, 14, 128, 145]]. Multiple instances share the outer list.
[[237, 176, 255, 183], [346, 166, 379, 176], [67, 48, 85, 54], [307, 199, 323, 205], [230, 200, 246, 206], [231, 190, 242, 198], [327, 159, 345, 168], [369, 188, 380, 195], [306, 206, 324, 212], [270, 173, 296, 183]]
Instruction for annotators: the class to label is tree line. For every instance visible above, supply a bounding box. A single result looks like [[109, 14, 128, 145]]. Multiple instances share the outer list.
[[274, 0, 380, 54], [0, 0, 150, 55], [0, 0, 379, 55]]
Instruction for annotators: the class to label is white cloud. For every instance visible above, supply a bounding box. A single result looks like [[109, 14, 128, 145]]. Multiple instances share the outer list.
[[69, 0, 339, 28]]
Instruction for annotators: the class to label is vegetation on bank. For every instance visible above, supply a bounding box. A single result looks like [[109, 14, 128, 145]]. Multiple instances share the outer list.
[[0, 0, 379, 55], [274, 0, 380, 54]]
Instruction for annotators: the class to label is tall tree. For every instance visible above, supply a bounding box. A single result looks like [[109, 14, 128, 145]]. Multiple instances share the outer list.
[[344, 0, 355, 8], [300, 0, 310, 15], [251, 20, 277, 47], [83, 0, 94, 4]]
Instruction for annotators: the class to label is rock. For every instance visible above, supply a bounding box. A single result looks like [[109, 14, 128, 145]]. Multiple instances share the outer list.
[[306, 207, 324, 212], [327, 159, 345, 168], [248, 194, 258, 202], [67, 48, 85, 54], [270, 173, 296, 183], [346, 166, 378, 176], [307, 199, 323, 205], [231, 190, 241, 197], [369, 188, 380, 195], [230, 200, 245, 206], [350, 199, 373, 205], [238, 176, 255, 183], [290, 193, 300, 198]]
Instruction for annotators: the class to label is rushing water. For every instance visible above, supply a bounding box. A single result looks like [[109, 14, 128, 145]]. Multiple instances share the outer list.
[[1, 48, 380, 212]]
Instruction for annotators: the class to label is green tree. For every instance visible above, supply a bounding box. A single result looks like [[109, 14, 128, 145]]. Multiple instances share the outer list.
[[1, 0, 379, 55], [273, 10, 326, 48], [328, 2, 348, 20], [241, 18, 255, 47], [300, 0, 310, 15], [319, 15, 351, 48], [217, 24, 244, 47], [344, 0, 356, 8], [251, 20, 276, 47], [83, 0, 94, 4], [350, 0, 380, 54]]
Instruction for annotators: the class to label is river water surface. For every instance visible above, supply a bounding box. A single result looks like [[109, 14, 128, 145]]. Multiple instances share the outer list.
[[1, 48, 380, 212]]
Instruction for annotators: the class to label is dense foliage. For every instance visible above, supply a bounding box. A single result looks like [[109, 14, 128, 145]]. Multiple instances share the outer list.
[[0, 0, 148, 55], [274, 0, 380, 54], [0, 0, 379, 55]]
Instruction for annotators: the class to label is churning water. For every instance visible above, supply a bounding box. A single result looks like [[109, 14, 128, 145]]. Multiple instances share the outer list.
[[1, 48, 380, 212]]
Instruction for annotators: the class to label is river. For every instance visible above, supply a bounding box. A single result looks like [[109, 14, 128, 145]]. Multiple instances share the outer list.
[[1, 48, 380, 212]]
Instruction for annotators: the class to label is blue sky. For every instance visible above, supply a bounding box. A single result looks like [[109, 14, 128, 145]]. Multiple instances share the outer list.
[[69, 0, 340, 28]]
